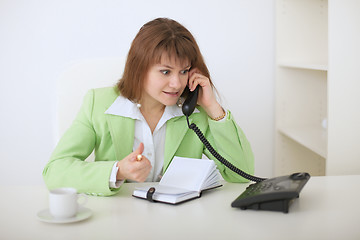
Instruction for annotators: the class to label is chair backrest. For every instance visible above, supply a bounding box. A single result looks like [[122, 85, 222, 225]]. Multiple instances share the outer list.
[[56, 57, 125, 141]]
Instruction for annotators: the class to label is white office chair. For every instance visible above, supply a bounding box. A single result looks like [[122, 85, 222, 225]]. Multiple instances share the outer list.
[[56, 57, 125, 161]]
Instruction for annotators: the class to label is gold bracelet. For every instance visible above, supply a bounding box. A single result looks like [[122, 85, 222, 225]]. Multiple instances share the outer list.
[[211, 110, 226, 121]]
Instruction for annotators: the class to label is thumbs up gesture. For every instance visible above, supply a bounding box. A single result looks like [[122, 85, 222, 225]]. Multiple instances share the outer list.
[[116, 143, 152, 182]]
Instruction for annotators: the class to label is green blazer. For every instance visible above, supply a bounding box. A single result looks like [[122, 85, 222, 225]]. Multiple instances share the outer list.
[[43, 87, 254, 196]]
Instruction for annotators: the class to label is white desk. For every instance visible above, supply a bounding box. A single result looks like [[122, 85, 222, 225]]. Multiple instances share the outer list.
[[1, 175, 359, 240]]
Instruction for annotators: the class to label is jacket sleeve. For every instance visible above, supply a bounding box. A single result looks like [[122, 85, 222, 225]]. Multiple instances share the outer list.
[[42, 90, 121, 196], [204, 110, 255, 183]]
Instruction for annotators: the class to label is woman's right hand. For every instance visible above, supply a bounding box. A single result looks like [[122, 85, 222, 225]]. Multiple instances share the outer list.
[[116, 143, 152, 182]]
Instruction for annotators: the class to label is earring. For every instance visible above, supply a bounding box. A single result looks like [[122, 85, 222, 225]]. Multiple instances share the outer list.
[[176, 97, 183, 108], [136, 103, 141, 108]]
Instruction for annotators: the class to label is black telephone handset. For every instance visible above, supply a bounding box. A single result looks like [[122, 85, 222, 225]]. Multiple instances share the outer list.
[[182, 85, 200, 118], [182, 85, 310, 213]]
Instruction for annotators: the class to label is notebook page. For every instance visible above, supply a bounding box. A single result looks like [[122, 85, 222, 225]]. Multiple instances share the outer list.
[[160, 156, 215, 192], [202, 168, 221, 189]]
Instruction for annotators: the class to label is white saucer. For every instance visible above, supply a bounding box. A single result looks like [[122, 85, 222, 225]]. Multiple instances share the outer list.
[[37, 207, 92, 224]]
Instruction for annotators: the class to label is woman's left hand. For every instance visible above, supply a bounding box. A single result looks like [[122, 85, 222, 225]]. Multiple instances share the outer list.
[[188, 68, 225, 119]]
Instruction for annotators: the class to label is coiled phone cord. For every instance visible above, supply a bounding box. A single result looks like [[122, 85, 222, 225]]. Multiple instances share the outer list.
[[186, 117, 267, 183]]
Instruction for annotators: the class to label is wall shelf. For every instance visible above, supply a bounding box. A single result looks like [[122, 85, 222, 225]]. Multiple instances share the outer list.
[[277, 61, 328, 71], [275, 0, 328, 176], [278, 126, 327, 158], [275, 0, 360, 176]]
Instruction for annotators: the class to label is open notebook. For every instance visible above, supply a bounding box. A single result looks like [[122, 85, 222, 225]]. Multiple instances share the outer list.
[[132, 156, 222, 204]]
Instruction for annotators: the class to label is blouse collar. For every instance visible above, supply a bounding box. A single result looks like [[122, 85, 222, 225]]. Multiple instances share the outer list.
[[105, 95, 199, 121]]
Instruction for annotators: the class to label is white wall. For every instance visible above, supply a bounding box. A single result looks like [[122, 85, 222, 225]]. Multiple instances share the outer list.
[[0, 0, 275, 185]]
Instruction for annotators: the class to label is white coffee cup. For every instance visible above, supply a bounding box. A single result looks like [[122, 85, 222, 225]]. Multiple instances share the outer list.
[[49, 187, 87, 219]]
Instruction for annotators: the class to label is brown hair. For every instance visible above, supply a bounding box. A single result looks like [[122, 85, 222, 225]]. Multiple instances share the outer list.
[[118, 18, 213, 102]]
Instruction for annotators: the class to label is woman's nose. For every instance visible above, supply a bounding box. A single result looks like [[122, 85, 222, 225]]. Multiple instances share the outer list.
[[169, 74, 182, 88]]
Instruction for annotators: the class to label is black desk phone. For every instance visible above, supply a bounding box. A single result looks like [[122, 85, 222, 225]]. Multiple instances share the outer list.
[[182, 86, 310, 213], [231, 172, 310, 213]]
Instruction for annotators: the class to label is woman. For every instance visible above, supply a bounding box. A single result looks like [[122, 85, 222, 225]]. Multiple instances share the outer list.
[[43, 18, 254, 196]]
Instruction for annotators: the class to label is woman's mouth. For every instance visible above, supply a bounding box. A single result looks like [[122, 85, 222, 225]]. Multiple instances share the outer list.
[[163, 91, 179, 97]]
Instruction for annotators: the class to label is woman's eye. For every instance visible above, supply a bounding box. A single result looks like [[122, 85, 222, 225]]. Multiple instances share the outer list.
[[180, 69, 189, 74], [161, 70, 170, 75]]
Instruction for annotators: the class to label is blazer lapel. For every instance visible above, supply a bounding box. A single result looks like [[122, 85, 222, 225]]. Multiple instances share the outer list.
[[105, 114, 135, 161]]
